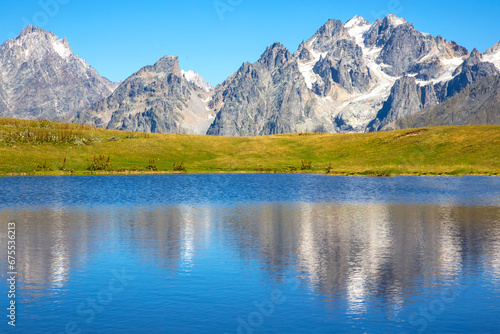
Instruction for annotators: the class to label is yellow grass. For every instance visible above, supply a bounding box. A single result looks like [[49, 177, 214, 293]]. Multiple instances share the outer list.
[[0, 118, 499, 176]]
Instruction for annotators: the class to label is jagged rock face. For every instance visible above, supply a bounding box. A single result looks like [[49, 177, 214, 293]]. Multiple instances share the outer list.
[[297, 43, 313, 62], [0, 25, 115, 121], [74, 56, 214, 134], [377, 24, 435, 76], [207, 43, 328, 136], [298, 17, 374, 95], [307, 19, 349, 52], [363, 15, 407, 47], [411, 58, 444, 81], [483, 41, 500, 75], [312, 40, 372, 95], [434, 49, 500, 101], [394, 75, 500, 129], [364, 15, 469, 77], [367, 76, 438, 131]]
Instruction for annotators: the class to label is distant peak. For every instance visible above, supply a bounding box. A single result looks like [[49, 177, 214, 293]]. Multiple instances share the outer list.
[[157, 55, 179, 62], [485, 41, 500, 55], [454, 48, 484, 73], [313, 19, 346, 42], [344, 15, 370, 28], [181, 70, 214, 92], [268, 42, 287, 50], [152, 55, 181, 75], [8, 25, 74, 60], [464, 48, 483, 65], [260, 42, 290, 57], [470, 48, 482, 58], [258, 42, 291, 70], [318, 18, 344, 33], [155, 55, 179, 67], [18, 25, 45, 38], [384, 14, 407, 27]]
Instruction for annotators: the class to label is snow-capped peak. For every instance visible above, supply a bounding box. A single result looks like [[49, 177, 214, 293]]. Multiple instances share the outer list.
[[345, 16, 372, 45], [5, 25, 73, 61], [385, 14, 407, 27], [344, 15, 370, 29], [483, 41, 500, 71], [181, 70, 214, 92]]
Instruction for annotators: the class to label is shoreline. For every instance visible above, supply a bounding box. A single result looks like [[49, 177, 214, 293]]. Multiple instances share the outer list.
[[1, 170, 498, 178]]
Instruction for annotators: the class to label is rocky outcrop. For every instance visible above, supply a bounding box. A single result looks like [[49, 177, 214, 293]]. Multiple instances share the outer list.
[[312, 40, 372, 95], [0, 25, 115, 121], [306, 19, 349, 53], [367, 76, 438, 131], [74, 56, 214, 134]]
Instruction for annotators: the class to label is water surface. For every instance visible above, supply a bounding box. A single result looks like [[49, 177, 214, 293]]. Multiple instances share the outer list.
[[0, 175, 499, 333]]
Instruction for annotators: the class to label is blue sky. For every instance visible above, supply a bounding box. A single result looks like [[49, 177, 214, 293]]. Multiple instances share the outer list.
[[1, 0, 499, 86]]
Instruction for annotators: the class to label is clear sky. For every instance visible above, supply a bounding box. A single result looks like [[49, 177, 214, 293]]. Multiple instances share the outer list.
[[1, 0, 499, 86]]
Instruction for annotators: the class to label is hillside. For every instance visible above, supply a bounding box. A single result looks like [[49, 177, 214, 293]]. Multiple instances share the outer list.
[[0, 118, 499, 176]]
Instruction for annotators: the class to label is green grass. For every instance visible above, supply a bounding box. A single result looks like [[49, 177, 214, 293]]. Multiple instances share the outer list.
[[0, 118, 499, 176]]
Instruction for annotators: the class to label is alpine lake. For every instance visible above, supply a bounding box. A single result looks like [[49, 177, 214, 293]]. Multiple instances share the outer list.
[[1, 174, 499, 333]]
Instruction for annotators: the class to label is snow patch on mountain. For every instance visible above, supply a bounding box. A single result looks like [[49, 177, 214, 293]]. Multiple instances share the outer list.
[[484, 42, 500, 71], [345, 17, 371, 44], [344, 19, 396, 104], [297, 49, 326, 89], [50, 38, 71, 59], [182, 70, 197, 81], [181, 70, 213, 92], [417, 57, 465, 85], [386, 14, 407, 27], [344, 15, 369, 29]]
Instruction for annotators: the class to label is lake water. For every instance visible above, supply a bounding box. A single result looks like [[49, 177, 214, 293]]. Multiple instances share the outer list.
[[0, 175, 500, 333]]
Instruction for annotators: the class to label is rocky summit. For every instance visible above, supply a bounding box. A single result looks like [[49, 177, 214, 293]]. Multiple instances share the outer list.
[[206, 43, 329, 136], [2, 15, 500, 135], [0, 26, 116, 121], [74, 55, 214, 134]]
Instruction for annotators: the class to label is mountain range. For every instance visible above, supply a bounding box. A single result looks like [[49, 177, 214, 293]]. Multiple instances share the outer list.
[[0, 15, 499, 135]]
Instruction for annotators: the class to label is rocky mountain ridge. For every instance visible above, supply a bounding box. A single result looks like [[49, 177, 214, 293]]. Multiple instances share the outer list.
[[206, 14, 499, 135], [1, 17, 499, 135], [74, 55, 214, 134]]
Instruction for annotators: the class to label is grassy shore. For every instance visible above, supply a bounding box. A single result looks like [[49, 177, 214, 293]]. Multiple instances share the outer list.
[[0, 117, 499, 176]]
